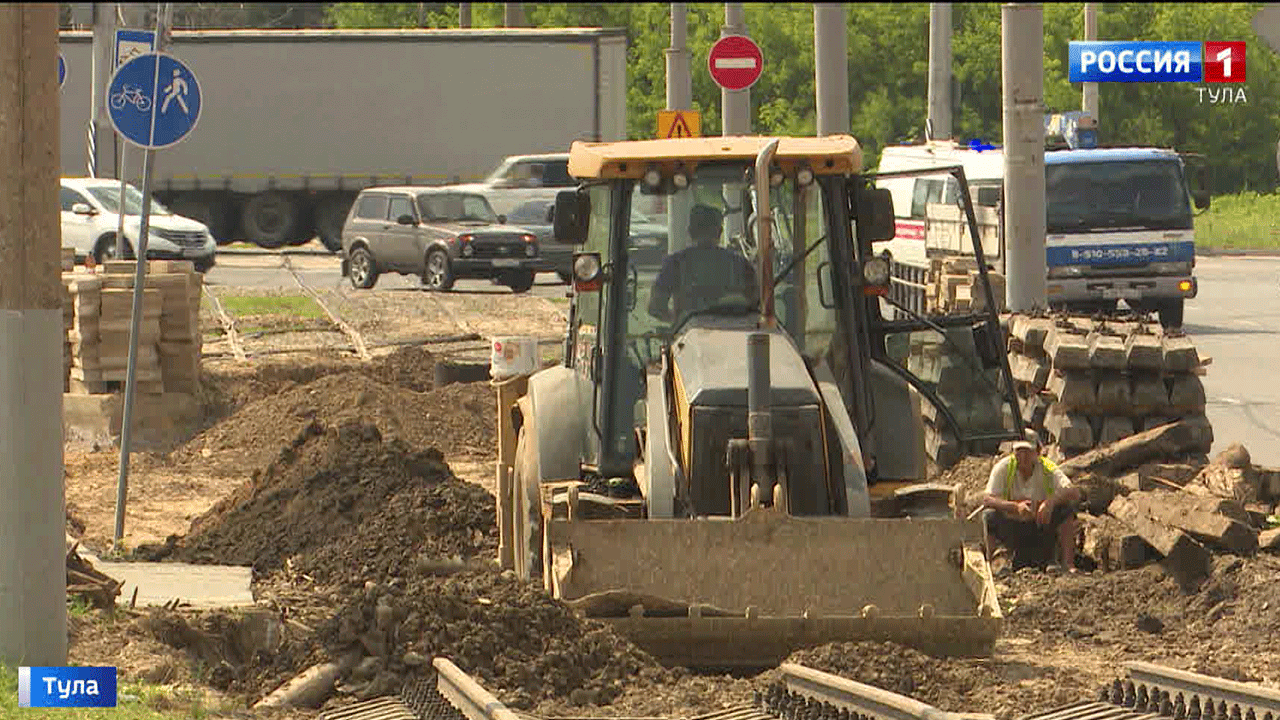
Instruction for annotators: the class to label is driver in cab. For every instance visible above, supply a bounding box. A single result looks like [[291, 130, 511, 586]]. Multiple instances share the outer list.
[[647, 204, 758, 325]]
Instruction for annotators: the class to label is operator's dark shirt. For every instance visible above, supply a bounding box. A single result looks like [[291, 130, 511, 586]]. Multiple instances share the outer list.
[[651, 244, 758, 321]]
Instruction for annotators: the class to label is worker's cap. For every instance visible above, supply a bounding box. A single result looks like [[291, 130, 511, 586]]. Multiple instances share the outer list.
[[1011, 441, 1038, 452]]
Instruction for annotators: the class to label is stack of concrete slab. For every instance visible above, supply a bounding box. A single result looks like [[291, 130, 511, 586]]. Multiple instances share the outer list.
[[61, 259, 203, 397], [1006, 312, 1210, 461], [906, 325, 1008, 467]]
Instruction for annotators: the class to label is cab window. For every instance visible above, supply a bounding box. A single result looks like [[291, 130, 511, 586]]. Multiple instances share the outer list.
[[355, 194, 389, 220], [387, 196, 415, 222], [60, 187, 89, 212]]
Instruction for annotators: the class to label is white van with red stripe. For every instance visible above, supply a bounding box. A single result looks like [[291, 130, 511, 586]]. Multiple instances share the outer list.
[[874, 141, 1004, 267]]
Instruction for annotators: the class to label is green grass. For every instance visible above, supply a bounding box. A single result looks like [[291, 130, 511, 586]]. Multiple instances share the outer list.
[[1, 666, 217, 720], [218, 294, 324, 320], [1195, 191, 1280, 250]]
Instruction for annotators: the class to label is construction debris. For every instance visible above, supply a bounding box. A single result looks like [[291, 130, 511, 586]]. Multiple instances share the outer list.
[[66, 541, 122, 609]]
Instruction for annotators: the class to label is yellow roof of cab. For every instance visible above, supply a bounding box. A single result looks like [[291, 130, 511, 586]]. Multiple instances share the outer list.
[[567, 135, 863, 179]]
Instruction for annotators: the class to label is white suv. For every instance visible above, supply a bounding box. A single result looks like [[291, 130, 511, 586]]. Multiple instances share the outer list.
[[60, 177, 217, 272]]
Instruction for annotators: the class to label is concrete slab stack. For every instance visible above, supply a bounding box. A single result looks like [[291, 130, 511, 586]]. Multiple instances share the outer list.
[[1007, 312, 1210, 462]]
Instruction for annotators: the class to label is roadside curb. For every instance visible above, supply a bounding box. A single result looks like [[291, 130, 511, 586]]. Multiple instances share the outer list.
[[1196, 248, 1280, 257]]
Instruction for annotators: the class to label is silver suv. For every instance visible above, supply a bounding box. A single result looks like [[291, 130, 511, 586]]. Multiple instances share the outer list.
[[340, 186, 542, 293]]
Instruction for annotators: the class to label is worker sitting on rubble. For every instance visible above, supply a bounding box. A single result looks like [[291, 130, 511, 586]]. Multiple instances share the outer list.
[[647, 203, 758, 325], [981, 436, 1083, 571]]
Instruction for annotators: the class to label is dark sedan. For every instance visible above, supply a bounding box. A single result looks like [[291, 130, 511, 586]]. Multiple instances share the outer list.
[[340, 186, 541, 293]]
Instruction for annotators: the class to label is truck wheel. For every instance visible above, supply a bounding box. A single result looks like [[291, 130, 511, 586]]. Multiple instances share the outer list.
[[315, 197, 352, 254], [285, 203, 316, 246], [1158, 299, 1185, 329], [241, 192, 298, 249], [93, 234, 133, 263], [504, 270, 536, 294], [422, 249, 455, 291], [348, 246, 379, 289]]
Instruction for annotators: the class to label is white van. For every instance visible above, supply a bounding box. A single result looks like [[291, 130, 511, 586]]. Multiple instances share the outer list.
[[875, 141, 1199, 327]]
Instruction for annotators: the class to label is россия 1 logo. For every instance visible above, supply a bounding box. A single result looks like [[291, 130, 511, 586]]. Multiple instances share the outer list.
[[1069, 41, 1245, 83]]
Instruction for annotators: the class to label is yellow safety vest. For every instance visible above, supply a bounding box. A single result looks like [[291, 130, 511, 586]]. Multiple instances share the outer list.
[[1005, 455, 1058, 500]]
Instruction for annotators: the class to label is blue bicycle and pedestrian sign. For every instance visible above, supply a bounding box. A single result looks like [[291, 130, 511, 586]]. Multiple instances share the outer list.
[[106, 52, 202, 150], [58, 52, 66, 89]]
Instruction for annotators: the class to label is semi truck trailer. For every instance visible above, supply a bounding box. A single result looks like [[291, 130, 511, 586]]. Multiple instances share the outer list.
[[57, 28, 628, 251]]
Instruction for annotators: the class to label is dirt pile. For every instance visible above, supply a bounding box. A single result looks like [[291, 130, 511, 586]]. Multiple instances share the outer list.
[[179, 372, 496, 477], [781, 642, 982, 710], [932, 455, 998, 512], [170, 420, 496, 574], [312, 570, 669, 710]]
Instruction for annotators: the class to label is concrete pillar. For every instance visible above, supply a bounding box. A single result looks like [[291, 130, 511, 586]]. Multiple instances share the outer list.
[[1083, 3, 1098, 121], [503, 3, 524, 28], [89, 3, 117, 178], [814, 3, 849, 137], [459, 3, 471, 28], [721, 3, 749, 243], [0, 2, 69, 667], [720, 3, 751, 136], [927, 3, 952, 140], [1001, 3, 1047, 312], [667, 3, 693, 253]]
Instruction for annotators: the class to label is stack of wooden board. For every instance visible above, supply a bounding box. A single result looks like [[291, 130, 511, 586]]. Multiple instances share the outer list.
[[925, 257, 1007, 315], [61, 259, 203, 397], [1006, 312, 1211, 461]]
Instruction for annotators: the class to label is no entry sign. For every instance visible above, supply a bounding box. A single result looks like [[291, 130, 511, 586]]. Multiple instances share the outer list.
[[708, 35, 763, 91]]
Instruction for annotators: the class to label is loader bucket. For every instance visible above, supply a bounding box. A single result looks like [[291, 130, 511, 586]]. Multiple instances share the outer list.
[[546, 506, 1001, 668]]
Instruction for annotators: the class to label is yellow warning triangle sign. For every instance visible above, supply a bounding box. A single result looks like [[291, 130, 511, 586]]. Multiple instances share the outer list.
[[657, 110, 701, 139]]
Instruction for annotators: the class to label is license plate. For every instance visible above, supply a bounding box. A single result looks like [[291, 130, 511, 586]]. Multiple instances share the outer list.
[[491, 259, 520, 267], [1102, 288, 1141, 299]]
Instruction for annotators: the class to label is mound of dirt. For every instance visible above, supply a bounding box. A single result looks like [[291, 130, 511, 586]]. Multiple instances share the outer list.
[[781, 642, 982, 709], [932, 455, 998, 512], [171, 420, 496, 574], [315, 569, 669, 710], [177, 370, 496, 477]]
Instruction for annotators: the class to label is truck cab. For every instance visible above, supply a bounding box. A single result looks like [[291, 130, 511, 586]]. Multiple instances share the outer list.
[[876, 128, 1205, 328]]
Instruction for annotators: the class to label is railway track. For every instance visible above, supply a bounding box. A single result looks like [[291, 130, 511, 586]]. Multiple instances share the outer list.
[[322, 659, 1280, 720]]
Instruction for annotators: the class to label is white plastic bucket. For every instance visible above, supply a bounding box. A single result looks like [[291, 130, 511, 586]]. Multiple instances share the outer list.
[[490, 337, 538, 379]]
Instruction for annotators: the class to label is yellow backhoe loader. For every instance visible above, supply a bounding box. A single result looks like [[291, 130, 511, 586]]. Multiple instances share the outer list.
[[492, 135, 1019, 668]]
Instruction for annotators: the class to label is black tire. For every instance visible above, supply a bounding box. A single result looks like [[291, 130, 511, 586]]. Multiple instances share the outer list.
[[504, 270, 536, 294], [93, 234, 134, 264], [422, 248, 455, 291], [1159, 298, 1185, 329], [241, 192, 298, 249], [315, 197, 353, 254], [285, 203, 316, 246], [347, 246, 378, 289]]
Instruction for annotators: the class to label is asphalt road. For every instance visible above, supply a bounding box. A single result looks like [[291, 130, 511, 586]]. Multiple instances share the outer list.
[[205, 244, 1280, 465], [1186, 256, 1280, 466], [204, 241, 569, 298]]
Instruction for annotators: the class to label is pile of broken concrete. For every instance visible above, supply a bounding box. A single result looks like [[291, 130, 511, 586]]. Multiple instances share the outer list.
[[1060, 418, 1280, 586]]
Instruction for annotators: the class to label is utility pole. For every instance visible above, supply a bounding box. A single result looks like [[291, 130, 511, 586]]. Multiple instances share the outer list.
[[927, 3, 952, 140], [503, 3, 524, 28], [721, 3, 750, 243], [89, 3, 118, 178], [0, 2, 68, 668], [459, 3, 471, 28], [667, 3, 692, 253], [1001, 3, 1046, 312], [1082, 3, 1098, 121], [418, 2, 426, 27], [813, 3, 848, 137], [721, 3, 750, 136]]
